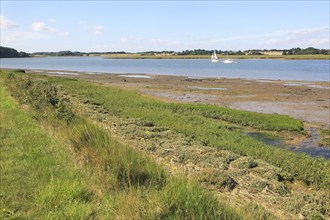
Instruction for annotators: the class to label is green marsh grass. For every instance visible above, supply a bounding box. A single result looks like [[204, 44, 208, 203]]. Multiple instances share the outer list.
[[44, 75, 330, 189], [165, 103, 304, 131], [1, 70, 241, 219], [320, 128, 330, 147]]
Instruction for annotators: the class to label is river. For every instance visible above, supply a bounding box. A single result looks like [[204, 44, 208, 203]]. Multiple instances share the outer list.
[[1, 56, 329, 81]]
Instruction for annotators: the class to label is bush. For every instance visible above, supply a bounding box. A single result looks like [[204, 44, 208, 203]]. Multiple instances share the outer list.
[[5, 74, 75, 122]]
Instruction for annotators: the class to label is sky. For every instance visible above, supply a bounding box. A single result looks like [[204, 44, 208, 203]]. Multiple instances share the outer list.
[[1, 1, 329, 53]]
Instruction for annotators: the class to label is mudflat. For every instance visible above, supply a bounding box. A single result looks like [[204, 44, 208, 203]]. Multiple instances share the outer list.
[[38, 70, 330, 127]]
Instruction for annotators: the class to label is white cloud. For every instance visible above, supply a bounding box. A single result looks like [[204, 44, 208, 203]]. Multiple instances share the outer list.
[[92, 25, 105, 35], [120, 37, 128, 42], [58, 31, 70, 37], [93, 44, 111, 51], [198, 26, 330, 50], [288, 27, 329, 36], [79, 21, 105, 35], [116, 27, 329, 52], [262, 27, 330, 49], [117, 36, 184, 52], [1, 31, 46, 44], [119, 36, 181, 46], [32, 22, 49, 31], [151, 38, 182, 46], [79, 21, 89, 28], [32, 21, 69, 37], [120, 35, 143, 43], [0, 15, 18, 29]]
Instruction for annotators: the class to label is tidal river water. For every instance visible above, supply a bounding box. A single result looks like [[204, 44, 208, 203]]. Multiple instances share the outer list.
[[1, 56, 329, 81], [247, 128, 330, 159]]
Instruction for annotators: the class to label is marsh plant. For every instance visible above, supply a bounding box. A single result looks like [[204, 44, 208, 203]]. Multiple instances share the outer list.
[[45, 74, 329, 189], [1, 70, 241, 219]]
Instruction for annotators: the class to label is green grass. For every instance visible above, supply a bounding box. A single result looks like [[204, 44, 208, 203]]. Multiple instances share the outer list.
[[319, 128, 330, 147], [165, 103, 304, 131], [0, 84, 96, 219], [41, 74, 330, 189], [0, 70, 241, 219]]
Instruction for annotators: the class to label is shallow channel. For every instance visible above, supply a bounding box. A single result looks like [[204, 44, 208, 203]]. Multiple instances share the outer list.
[[246, 128, 330, 159]]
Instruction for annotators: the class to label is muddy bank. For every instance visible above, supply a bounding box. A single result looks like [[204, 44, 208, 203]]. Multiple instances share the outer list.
[[230, 101, 329, 126], [31, 69, 330, 127]]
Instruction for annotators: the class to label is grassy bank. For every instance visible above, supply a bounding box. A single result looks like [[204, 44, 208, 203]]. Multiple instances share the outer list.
[[38, 74, 329, 189], [0, 70, 240, 219], [0, 84, 97, 218], [101, 53, 330, 60]]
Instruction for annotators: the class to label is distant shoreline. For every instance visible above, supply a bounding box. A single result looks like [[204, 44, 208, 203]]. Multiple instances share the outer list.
[[9, 54, 326, 60], [100, 54, 330, 60]]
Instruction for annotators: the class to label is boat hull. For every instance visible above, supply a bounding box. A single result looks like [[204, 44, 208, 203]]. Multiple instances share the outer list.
[[223, 59, 234, 64]]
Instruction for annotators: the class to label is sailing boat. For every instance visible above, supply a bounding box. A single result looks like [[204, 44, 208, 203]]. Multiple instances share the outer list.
[[223, 52, 234, 64], [211, 51, 219, 62]]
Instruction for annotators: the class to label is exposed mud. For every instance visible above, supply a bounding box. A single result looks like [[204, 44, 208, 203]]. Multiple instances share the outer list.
[[55, 71, 329, 127], [231, 101, 329, 127]]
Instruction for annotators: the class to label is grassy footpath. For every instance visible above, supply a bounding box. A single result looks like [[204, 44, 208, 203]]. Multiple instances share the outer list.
[[45, 75, 330, 189], [0, 70, 240, 219]]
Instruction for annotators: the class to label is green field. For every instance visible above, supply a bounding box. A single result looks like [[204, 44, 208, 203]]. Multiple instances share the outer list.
[[1, 70, 329, 219]]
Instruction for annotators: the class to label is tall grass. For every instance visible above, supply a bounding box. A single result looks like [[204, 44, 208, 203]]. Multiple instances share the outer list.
[[68, 119, 167, 188], [0, 84, 96, 219], [160, 177, 240, 219], [44, 75, 330, 189], [1, 70, 241, 219]]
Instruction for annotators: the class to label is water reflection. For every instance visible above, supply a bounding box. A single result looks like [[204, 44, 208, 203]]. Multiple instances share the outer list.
[[246, 130, 330, 159]]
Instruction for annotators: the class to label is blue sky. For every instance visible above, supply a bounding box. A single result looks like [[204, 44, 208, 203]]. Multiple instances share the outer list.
[[1, 1, 329, 53]]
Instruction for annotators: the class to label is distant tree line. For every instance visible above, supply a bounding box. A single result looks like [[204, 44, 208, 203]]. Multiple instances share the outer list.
[[89, 51, 127, 55], [32, 51, 128, 56], [140, 51, 176, 55], [1, 46, 329, 58], [176, 48, 329, 56], [177, 49, 245, 55], [0, 46, 29, 58], [32, 51, 85, 56], [282, 47, 329, 55]]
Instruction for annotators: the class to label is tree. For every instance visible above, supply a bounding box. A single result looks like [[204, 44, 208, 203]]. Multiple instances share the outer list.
[[0, 46, 19, 58]]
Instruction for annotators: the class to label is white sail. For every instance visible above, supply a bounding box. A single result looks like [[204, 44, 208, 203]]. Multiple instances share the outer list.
[[211, 51, 219, 62]]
